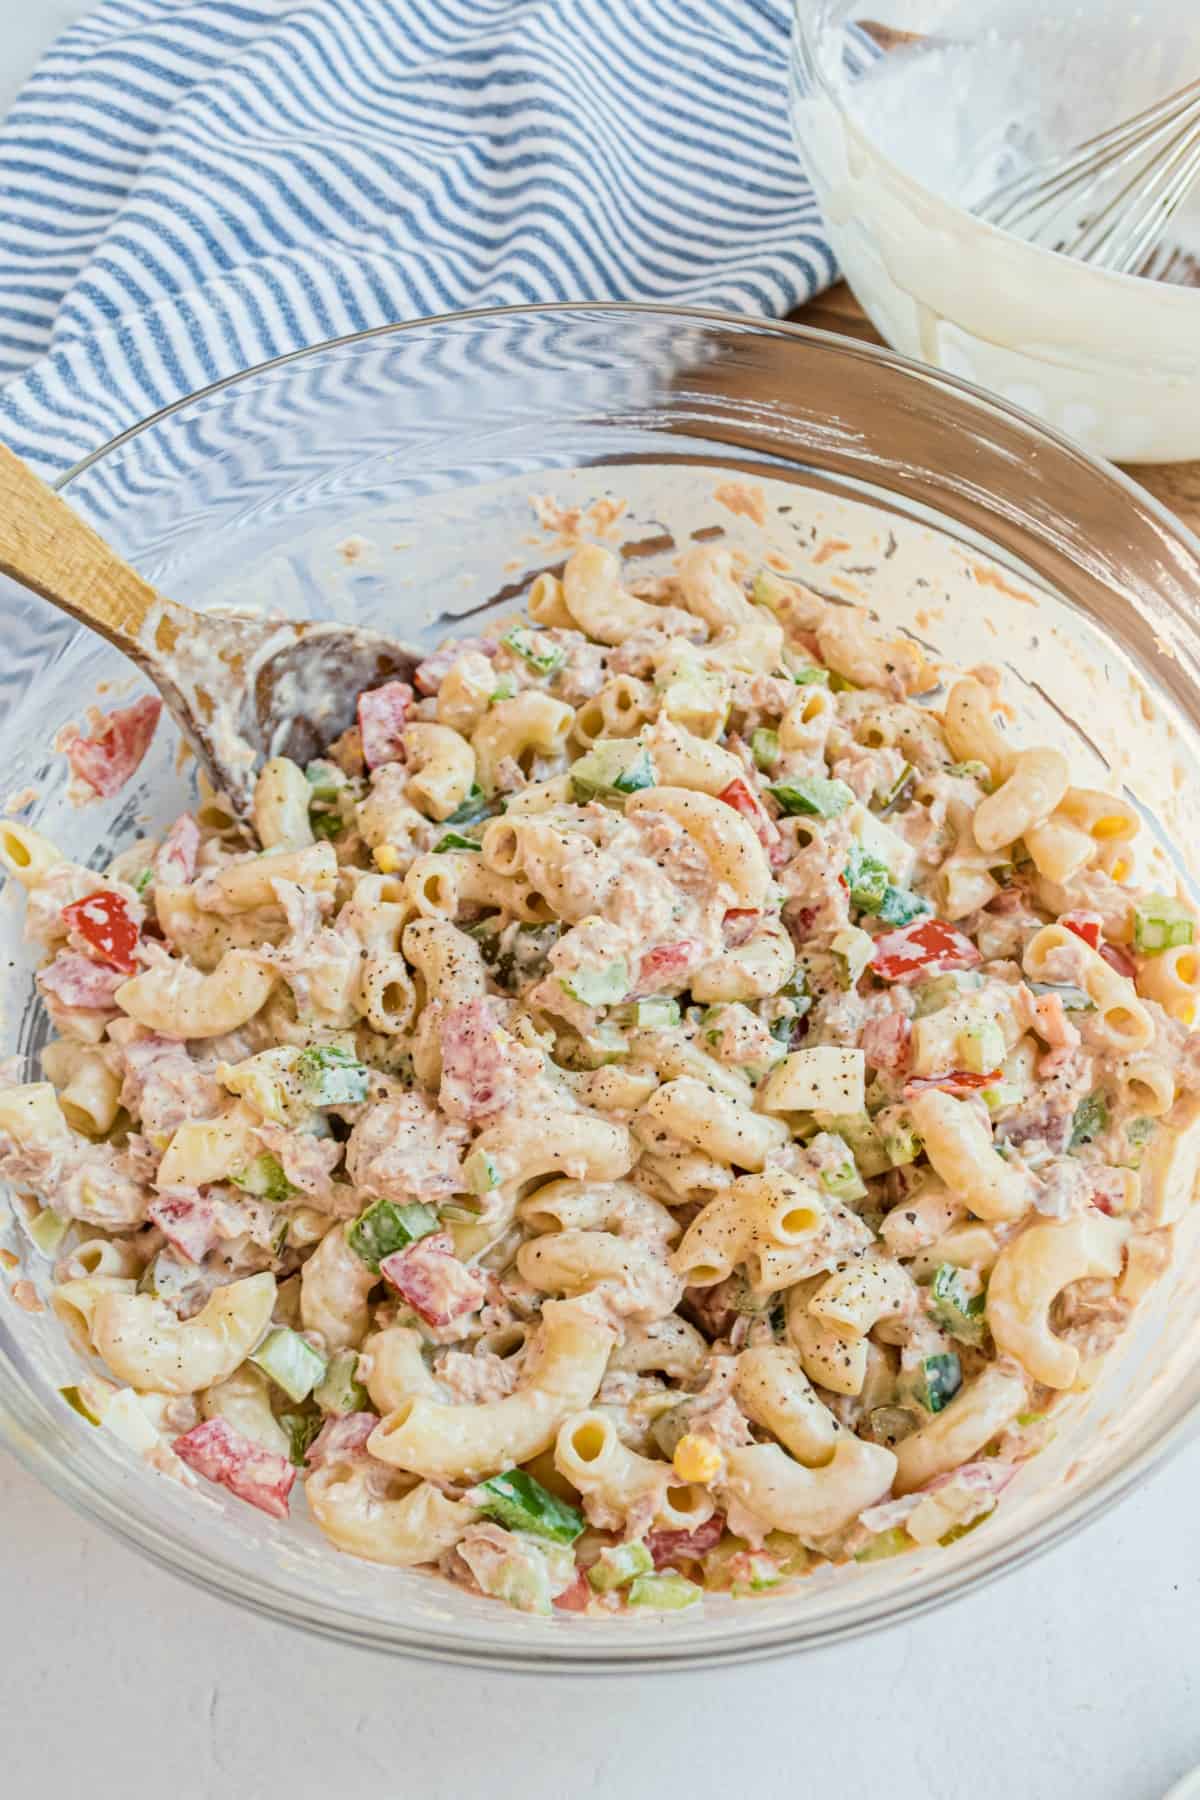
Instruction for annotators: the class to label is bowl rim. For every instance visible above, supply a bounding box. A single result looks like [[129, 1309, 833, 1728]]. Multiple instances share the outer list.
[[789, 1, 1200, 306], [2, 297, 1191, 1668]]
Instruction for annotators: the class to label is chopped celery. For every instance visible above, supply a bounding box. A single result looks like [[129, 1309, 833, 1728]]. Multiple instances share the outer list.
[[314, 1348, 367, 1417], [817, 1156, 869, 1203], [912, 970, 982, 1017], [814, 1110, 891, 1178], [1069, 1089, 1109, 1150], [232, 1153, 295, 1203], [476, 1469, 585, 1544], [28, 1208, 68, 1257], [250, 1326, 328, 1403], [347, 1198, 440, 1271], [570, 741, 656, 802], [731, 1552, 784, 1595], [560, 961, 629, 1007], [929, 1263, 988, 1347], [831, 926, 873, 988], [627, 1572, 702, 1611], [311, 810, 344, 842], [876, 884, 931, 928], [462, 1148, 502, 1196], [750, 727, 780, 771], [959, 1017, 1006, 1075], [500, 624, 565, 677], [139, 1249, 196, 1303], [854, 1526, 912, 1563], [916, 1351, 962, 1414], [768, 776, 855, 818], [620, 997, 680, 1029], [1029, 979, 1094, 1011], [1126, 1116, 1157, 1157], [659, 666, 729, 738], [445, 784, 493, 827], [60, 1384, 102, 1426], [296, 1044, 369, 1107], [433, 831, 482, 853], [587, 1540, 654, 1592], [305, 759, 346, 802], [880, 1110, 921, 1168], [490, 674, 517, 704], [1016, 1410, 1048, 1429], [280, 1409, 323, 1467], [1133, 895, 1195, 954], [789, 664, 831, 687], [844, 845, 890, 913], [868, 1405, 919, 1447]]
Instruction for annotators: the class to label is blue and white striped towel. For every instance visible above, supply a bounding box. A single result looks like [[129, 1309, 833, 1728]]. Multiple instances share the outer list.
[[0, 0, 840, 479]]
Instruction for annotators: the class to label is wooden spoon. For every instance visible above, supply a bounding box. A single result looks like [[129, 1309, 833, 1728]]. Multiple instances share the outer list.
[[0, 443, 419, 824]]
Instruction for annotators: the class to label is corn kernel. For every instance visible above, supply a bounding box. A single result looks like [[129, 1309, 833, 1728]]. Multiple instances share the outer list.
[[1109, 857, 1130, 883], [1093, 816, 1131, 840], [672, 1432, 723, 1484], [1177, 1001, 1196, 1027], [374, 844, 401, 874]]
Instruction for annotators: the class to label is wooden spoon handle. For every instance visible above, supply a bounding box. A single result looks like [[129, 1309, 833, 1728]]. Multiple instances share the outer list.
[[0, 440, 166, 646]]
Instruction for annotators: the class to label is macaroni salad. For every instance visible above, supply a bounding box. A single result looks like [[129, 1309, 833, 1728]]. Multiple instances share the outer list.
[[3, 526, 1198, 1618]]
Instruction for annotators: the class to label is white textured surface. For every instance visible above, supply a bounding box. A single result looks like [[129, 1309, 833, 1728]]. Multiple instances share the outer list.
[[4, 7, 1200, 1797]]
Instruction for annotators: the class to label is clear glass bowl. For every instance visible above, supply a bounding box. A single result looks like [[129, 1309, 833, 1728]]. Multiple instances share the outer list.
[[4, 302, 1200, 1669], [790, 0, 1200, 461]]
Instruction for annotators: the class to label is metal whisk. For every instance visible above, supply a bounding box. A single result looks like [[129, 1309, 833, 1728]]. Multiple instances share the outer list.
[[975, 77, 1200, 278]]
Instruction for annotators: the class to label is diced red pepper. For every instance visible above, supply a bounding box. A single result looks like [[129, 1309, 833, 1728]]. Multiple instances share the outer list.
[[722, 908, 760, 948], [380, 1231, 486, 1328], [60, 889, 140, 973], [66, 696, 162, 799], [552, 1568, 592, 1612], [870, 918, 982, 984], [153, 813, 200, 886], [146, 1191, 217, 1264], [860, 1012, 912, 1076], [646, 1513, 725, 1569], [636, 938, 708, 991], [172, 1416, 295, 1519], [1061, 911, 1103, 951], [37, 949, 125, 1009], [357, 680, 413, 769], [718, 777, 782, 860], [905, 1069, 1001, 1098]]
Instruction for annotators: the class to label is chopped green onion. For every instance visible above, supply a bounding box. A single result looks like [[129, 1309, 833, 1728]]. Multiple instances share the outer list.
[[433, 831, 482, 853], [854, 1526, 912, 1563], [490, 674, 517, 704], [790, 664, 831, 688], [946, 759, 993, 789], [1133, 895, 1195, 954], [60, 1384, 102, 1425], [280, 1409, 323, 1468], [844, 845, 890, 913], [1016, 1410, 1048, 1429], [1069, 1090, 1109, 1150], [28, 1208, 68, 1257], [232, 1153, 295, 1203], [876, 884, 931, 928], [305, 760, 346, 802], [620, 997, 681, 1029], [627, 1572, 702, 1611], [475, 1469, 585, 1544], [1125, 1116, 1157, 1162], [587, 1540, 654, 1592], [1029, 980, 1095, 1011], [570, 742, 656, 803], [314, 1348, 367, 1417], [768, 776, 855, 819], [445, 784, 494, 827], [311, 811, 343, 842], [750, 727, 780, 772], [134, 866, 154, 896], [560, 960, 629, 1007], [916, 1351, 962, 1414], [873, 761, 915, 811], [501, 625, 565, 677], [347, 1198, 440, 1272], [250, 1326, 328, 1403], [296, 1044, 369, 1107], [929, 1264, 987, 1347]]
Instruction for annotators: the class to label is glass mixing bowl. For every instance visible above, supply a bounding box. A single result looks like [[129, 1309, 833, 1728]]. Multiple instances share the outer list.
[[790, 0, 1200, 461], [3, 303, 1200, 1670]]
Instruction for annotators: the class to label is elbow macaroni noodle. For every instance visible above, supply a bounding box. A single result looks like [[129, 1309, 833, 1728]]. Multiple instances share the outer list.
[[3, 496, 1198, 1616]]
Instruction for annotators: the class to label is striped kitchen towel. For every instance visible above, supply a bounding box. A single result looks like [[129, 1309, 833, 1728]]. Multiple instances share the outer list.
[[0, 0, 844, 479]]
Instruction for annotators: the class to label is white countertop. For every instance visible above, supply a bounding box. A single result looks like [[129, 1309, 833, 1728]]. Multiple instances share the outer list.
[[3, 8, 1200, 1798]]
